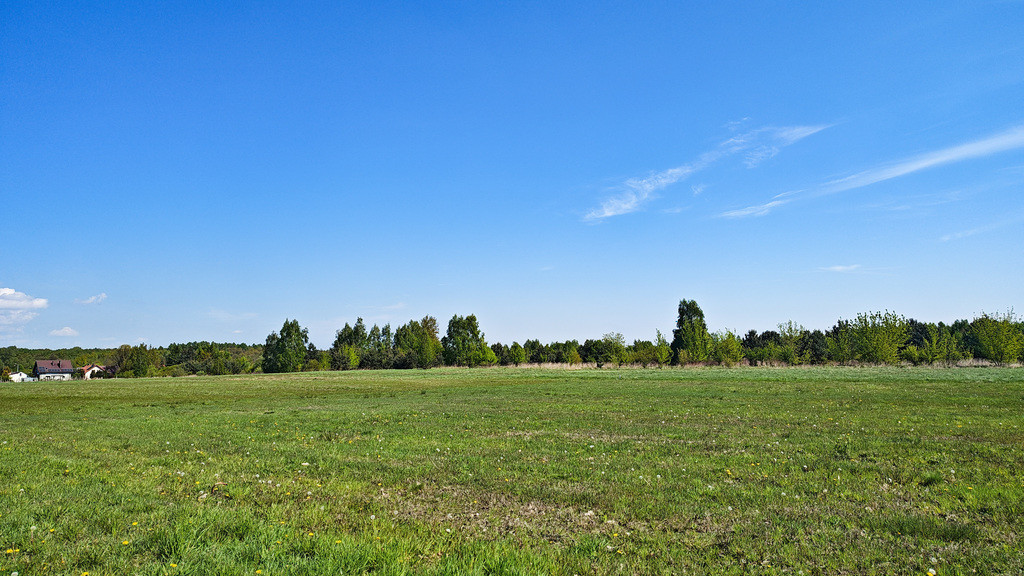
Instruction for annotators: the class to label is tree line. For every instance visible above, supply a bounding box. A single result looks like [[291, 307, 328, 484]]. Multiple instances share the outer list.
[[0, 342, 262, 380], [258, 301, 1024, 373], [2, 300, 1022, 380]]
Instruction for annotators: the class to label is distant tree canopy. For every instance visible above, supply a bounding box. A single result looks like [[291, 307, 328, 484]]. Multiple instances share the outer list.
[[442, 314, 497, 367], [394, 316, 443, 369], [671, 299, 713, 363], [262, 319, 309, 373], [4, 303, 1020, 381]]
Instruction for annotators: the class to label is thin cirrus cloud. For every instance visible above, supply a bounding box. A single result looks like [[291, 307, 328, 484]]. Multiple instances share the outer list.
[[820, 264, 861, 273], [723, 125, 1024, 218], [584, 124, 830, 221], [940, 212, 1024, 242], [76, 292, 107, 305]]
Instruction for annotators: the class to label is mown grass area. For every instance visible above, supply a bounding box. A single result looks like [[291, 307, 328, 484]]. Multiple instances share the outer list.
[[1, 367, 1022, 575]]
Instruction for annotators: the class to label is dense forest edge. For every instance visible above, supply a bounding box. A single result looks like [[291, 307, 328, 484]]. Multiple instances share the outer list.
[[2, 300, 1022, 380]]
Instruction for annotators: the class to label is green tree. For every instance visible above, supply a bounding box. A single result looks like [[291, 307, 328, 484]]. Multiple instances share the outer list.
[[490, 343, 510, 366], [825, 321, 855, 364], [108, 344, 132, 375], [970, 311, 1023, 363], [671, 300, 713, 363], [121, 344, 158, 378], [711, 331, 744, 366], [262, 319, 309, 373], [601, 333, 628, 367], [442, 314, 495, 367], [799, 330, 828, 364], [776, 321, 807, 365], [564, 347, 583, 365], [850, 311, 908, 365], [507, 342, 525, 366], [394, 316, 442, 369], [654, 330, 672, 367], [631, 340, 657, 367]]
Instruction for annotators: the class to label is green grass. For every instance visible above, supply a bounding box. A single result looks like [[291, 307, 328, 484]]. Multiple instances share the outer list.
[[1, 366, 1022, 575]]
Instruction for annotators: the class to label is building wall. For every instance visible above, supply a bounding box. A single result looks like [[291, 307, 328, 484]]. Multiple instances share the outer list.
[[39, 373, 72, 381]]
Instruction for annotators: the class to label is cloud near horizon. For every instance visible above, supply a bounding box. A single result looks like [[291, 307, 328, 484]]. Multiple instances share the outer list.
[[584, 123, 829, 221], [723, 125, 1024, 218], [49, 326, 79, 337]]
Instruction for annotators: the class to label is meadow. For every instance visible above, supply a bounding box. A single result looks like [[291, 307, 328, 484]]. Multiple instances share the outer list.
[[1, 367, 1021, 575]]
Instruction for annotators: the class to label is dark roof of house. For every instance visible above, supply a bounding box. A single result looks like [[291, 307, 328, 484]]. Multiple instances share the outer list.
[[35, 359, 74, 373]]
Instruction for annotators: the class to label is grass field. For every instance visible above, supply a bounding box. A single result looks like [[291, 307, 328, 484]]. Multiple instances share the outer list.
[[1, 367, 1022, 575]]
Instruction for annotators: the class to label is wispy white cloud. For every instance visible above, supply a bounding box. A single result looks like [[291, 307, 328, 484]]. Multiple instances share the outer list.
[[691, 184, 706, 196], [585, 123, 830, 221], [774, 125, 833, 146], [744, 145, 779, 168], [720, 189, 801, 218], [49, 326, 79, 337], [940, 212, 1024, 242], [822, 125, 1024, 194], [820, 264, 861, 273], [0, 287, 48, 328], [859, 190, 961, 213], [76, 293, 107, 305], [721, 125, 1024, 218]]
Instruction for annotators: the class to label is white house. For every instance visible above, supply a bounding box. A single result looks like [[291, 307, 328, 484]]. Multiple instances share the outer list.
[[34, 359, 74, 381], [9, 371, 30, 382], [81, 363, 106, 379]]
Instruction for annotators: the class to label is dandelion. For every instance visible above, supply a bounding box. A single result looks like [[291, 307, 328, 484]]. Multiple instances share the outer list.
[[122, 540, 130, 545], [170, 564, 177, 568]]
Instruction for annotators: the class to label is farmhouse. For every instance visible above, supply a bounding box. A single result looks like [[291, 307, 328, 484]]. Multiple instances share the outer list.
[[81, 363, 107, 379], [9, 371, 30, 382], [34, 359, 74, 381]]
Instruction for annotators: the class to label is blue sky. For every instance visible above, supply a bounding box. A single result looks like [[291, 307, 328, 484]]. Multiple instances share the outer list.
[[2, 1, 1023, 349]]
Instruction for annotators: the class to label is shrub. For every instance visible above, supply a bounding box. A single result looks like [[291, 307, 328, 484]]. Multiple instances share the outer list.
[[711, 331, 744, 366], [850, 311, 908, 365], [970, 311, 1023, 364]]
